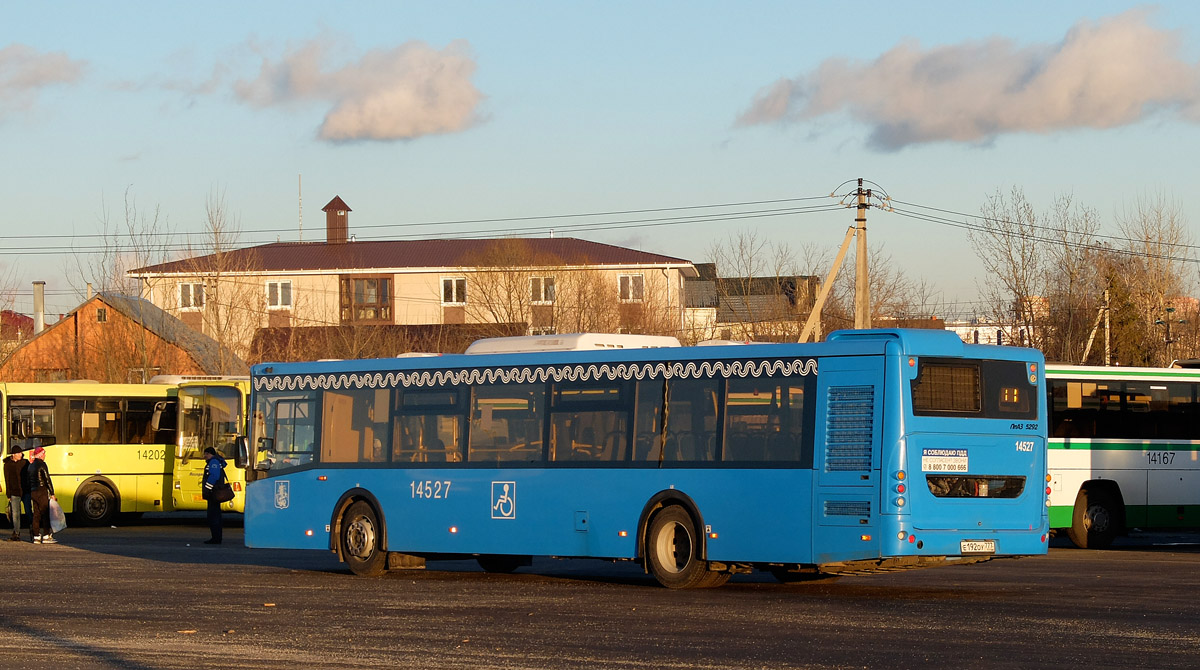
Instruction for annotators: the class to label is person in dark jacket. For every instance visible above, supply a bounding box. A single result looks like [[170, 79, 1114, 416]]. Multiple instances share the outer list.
[[3, 449, 27, 541], [27, 447, 56, 544], [201, 447, 227, 544]]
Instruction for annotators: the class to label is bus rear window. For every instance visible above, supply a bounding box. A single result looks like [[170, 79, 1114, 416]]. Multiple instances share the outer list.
[[911, 359, 1036, 419]]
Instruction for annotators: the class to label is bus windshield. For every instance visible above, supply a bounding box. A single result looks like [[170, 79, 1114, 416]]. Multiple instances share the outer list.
[[179, 386, 243, 460]]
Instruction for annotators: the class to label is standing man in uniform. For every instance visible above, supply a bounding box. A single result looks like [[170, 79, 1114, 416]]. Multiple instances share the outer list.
[[201, 447, 226, 545]]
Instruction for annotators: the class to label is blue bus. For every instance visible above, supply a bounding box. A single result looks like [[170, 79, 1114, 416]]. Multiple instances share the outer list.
[[243, 329, 1048, 588]]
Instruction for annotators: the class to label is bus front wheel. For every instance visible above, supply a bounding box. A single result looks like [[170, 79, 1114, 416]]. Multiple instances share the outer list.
[[646, 506, 727, 589], [341, 501, 387, 577], [1068, 487, 1120, 549], [75, 482, 116, 526]]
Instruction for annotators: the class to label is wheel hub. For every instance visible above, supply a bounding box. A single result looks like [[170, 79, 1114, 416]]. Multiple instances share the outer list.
[[1085, 504, 1111, 533], [654, 521, 692, 574], [346, 516, 376, 559], [85, 492, 108, 519]]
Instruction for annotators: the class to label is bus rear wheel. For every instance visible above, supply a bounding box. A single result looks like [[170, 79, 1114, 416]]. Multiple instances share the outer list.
[[1067, 487, 1120, 549], [341, 501, 387, 576], [75, 482, 116, 527], [646, 506, 726, 589]]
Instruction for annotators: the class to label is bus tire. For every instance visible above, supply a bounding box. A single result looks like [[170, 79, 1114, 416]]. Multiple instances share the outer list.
[[1067, 486, 1120, 549], [341, 501, 387, 577], [646, 506, 722, 589], [476, 555, 524, 574], [697, 570, 732, 588], [75, 482, 117, 526]]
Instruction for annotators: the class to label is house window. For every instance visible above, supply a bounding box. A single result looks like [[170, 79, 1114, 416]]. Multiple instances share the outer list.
[[531, 277, 556, 304], [267, 280, 293, 309], [96, 308, 108, 323], [339, 276, 392, 323], [619, 274, 644, 302], [442, 278, 467, 305], [180, 282, 205, 310]]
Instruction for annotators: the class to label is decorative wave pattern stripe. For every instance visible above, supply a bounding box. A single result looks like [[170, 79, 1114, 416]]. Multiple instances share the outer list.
[[825, 385, 875, 472], [256, 358, 818, 392]]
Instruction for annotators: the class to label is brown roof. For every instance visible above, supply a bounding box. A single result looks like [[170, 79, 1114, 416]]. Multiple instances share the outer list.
[[322, 196, 351, 212], [130, 237, 694, 276]]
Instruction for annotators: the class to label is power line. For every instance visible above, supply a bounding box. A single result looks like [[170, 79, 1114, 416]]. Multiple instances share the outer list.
[[0, 202, 846, 256], [891, 198, 1200, 254], [0, 195, 835, 243], [888, 207, 1199, 265]]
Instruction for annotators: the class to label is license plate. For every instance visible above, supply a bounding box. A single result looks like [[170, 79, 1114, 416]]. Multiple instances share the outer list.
[[960, 539, 996, 554]]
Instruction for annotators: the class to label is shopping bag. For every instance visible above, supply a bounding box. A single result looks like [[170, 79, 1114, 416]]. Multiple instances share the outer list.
[[48, 498, 67, 533]]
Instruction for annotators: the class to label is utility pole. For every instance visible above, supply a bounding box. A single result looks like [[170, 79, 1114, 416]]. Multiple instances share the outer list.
[[797, 178, 888, 342], [1103, 289, 1110, 365], [854, 178, 871, 329], [1081, 289, 1111, 365]]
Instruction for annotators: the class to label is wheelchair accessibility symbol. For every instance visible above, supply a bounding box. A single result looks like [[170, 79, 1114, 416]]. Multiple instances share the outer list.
[[491, 481, 516, 519]]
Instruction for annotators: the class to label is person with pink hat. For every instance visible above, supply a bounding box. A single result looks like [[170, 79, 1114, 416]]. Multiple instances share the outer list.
[[27, 447, 56, 544]]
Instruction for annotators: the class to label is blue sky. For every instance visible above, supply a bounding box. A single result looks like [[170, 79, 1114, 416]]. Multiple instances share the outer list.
[[4, 2, 1199, 318]]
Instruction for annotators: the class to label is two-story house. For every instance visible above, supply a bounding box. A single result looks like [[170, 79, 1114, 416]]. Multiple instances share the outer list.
[[129, 197, 699, 359]]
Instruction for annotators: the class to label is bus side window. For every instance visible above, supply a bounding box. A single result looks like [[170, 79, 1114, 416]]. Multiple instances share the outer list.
[[663, 378, 718, 463], [633, 380, 664, 462]]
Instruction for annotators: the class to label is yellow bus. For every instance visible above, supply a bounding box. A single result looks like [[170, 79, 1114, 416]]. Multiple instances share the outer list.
[[1, 378, 249, 525], [167, 377, 249, 514]]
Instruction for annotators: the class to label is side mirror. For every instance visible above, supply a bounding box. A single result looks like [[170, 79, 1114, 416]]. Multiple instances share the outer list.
[[234, 436, 248, 469]]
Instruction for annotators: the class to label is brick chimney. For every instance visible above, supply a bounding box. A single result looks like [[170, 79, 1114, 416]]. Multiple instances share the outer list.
[[322, 196, 351, 244]]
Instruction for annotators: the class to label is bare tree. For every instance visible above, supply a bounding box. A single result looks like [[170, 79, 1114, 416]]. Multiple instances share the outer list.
[[463, 239, 547, 336], [1109, 193, 1195, 366], [552, 267, 623, 334], [177, 190, 260, 369], [968, 187, 1046, 348], [54, 188, 179, 381], [68, 186, 174, 297], [464, 239, 679, 338], [0, 261, 28, 362], [703, 230, 811, 341]]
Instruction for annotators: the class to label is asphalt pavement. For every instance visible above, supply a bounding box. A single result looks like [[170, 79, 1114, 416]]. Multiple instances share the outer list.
[[1, 515, 1198, 669]]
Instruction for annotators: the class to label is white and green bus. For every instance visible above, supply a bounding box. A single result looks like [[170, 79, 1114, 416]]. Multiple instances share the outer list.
[[1047, 364, 1200, 548]]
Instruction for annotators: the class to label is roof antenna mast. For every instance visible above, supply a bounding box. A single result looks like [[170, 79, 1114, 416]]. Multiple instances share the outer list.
[[298, 173, 303, 242]]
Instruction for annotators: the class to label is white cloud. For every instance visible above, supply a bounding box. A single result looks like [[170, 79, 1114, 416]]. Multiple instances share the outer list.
[[736, 9, 1200, 150], [0, 44, 86, 119], [234, 38, 483, 142]]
